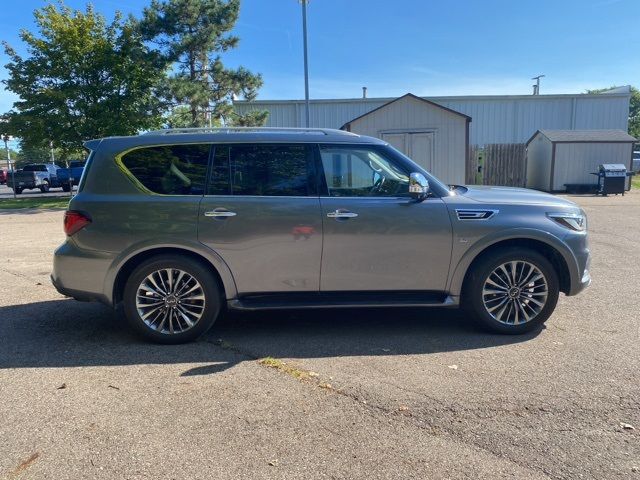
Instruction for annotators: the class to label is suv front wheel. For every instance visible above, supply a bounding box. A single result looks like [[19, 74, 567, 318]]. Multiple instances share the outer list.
[[464, 247, 560, 334], [123, 255, 221, 344]]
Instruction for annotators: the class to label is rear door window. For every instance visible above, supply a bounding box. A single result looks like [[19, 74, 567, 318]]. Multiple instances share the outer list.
[[120, 144, 211, 195], [207, 144, 313, 196]]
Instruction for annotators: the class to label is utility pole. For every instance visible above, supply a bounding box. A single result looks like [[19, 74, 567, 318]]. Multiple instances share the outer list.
[[3, 134, 16, 199], [300, 0, 310, 128], [532, 74, 545, 95], [49, 140, 56, 165]]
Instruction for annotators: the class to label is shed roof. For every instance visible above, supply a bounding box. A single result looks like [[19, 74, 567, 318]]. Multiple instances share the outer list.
[[341, 93, 471, 130], [527, 129, 637, 145]]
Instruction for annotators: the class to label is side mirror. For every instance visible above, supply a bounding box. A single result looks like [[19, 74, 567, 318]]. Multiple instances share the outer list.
[[409, 172, 429, 201]]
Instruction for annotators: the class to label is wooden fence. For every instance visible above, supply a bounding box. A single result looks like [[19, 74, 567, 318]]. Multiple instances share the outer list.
[[466, 144, 527, 187]]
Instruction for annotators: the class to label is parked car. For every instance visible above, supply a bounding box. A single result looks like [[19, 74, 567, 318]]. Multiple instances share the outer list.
[[7, 163, 61, 194], [0, 168, 7, 185], [633, 150, 640, 173], [52, 128, 591, 344], [57, 160, 85, 192]]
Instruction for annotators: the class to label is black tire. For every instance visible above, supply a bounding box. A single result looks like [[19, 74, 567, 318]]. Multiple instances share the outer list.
[[14, 187, 22, 195], [62, 183, 71, 192], [40, 180, 50, 193], [463, 247, 559, 334], [123, 255, 221, 344]]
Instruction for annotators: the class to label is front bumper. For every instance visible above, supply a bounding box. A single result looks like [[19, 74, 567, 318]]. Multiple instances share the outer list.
[[563, 230, 591, 296], [51, 240, 114, 306]]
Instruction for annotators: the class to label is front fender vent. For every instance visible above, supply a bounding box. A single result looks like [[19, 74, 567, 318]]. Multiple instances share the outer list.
[[455, 209, 498, 220]]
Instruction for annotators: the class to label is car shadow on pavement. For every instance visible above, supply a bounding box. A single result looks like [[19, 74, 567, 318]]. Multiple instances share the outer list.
[[0, 299, 541, 375]]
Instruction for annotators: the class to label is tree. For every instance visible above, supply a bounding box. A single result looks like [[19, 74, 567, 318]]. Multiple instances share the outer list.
[[140, 0, 268, 127], [2, 2, 166, 159], [587, 86, 640, 139]]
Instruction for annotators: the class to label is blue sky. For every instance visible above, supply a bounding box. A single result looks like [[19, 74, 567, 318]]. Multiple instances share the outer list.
[[1, 0, 638, 115]]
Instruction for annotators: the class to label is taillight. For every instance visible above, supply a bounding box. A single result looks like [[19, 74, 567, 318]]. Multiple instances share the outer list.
[[64, 211, 91, 236]]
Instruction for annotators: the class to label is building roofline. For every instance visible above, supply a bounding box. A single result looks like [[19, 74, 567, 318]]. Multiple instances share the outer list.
[[526, 129, 638, 145], [235, 91, 632, 106], [340, 93, 471, 130]]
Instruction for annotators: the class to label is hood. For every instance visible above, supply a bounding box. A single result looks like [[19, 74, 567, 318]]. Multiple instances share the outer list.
[[460, 185, 578, 208]]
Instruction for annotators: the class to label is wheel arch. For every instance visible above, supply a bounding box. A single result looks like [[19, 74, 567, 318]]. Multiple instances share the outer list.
[[109, 244, 237, 306], [449, 230, 577, 299]]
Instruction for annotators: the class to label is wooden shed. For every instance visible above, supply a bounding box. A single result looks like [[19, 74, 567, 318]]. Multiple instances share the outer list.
[[341, 93, 471, 185], [526, 129, 637, 192]]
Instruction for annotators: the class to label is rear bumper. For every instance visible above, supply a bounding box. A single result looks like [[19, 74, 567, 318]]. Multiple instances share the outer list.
[[51, 241, 114, 306], [8, 182, 36, 189]]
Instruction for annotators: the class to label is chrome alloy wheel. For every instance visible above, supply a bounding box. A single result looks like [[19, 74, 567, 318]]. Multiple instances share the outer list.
[[482, 261, 548, 325], [135, 268, 206, 334]]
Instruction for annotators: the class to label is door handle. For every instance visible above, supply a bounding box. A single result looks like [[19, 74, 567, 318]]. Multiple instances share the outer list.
[[327, 209, 358, 219], [204, 208, 237, 218]]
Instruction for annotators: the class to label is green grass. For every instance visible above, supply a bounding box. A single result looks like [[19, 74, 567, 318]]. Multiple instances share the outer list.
[[632, 175, 640, 190], [258, 357, 311, 380], [0, 196, 69, 210]]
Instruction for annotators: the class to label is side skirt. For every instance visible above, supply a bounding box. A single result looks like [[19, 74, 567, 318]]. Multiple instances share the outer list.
[[228, 291, 459, 311]]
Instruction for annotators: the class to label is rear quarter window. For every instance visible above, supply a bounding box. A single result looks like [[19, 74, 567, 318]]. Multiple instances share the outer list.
[[120, 144, 211, 195]]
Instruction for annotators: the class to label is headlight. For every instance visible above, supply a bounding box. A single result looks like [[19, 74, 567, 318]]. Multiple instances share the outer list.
[[547, 212, 586, 232]]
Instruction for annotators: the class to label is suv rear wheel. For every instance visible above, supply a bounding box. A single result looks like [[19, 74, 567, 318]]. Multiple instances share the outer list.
[[123, 255, 221, 344], [40, 180, 50, 193], [464, 247, 559, 334]]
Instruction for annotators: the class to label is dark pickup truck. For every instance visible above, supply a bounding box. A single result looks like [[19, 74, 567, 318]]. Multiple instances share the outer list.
[[6, 163, 61, 194], [57, 161, 85, 192]]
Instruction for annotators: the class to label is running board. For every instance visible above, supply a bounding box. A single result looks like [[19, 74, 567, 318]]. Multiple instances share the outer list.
[[228, 291, 457, 311]]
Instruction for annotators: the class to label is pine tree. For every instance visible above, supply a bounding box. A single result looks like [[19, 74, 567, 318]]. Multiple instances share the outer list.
[[140, 0, 268, 127]]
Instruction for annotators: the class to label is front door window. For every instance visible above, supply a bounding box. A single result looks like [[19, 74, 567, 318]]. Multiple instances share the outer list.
[[319, 146, 410, 197]]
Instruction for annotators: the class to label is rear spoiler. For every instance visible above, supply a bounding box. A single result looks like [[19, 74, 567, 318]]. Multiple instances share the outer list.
[[83, 139, 102, 151]]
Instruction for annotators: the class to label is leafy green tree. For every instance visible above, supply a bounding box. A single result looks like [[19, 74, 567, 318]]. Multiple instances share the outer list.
[[588, 86, 640, 139], [141, 0, 268, 127], [2, 2, 166, 159]]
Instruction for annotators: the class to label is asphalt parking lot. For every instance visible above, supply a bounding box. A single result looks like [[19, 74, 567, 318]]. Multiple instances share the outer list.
[[0, 183, 74, 199], [0, 192, 638, 479]]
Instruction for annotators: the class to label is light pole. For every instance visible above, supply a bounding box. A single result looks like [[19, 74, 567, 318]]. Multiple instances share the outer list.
[[2, 134, 16, 199], [300, 0, 310, 128]]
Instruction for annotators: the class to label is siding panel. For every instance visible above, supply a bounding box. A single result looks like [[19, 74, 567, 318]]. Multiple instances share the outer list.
[[235, 93, 630, 146], [553, 143, 632, 190]]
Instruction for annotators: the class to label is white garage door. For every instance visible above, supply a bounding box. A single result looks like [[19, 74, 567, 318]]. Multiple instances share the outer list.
[[381, 132, 434, 172]]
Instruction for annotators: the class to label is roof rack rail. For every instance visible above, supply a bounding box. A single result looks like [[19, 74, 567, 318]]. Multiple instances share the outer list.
[[142, 127, 358, 136]]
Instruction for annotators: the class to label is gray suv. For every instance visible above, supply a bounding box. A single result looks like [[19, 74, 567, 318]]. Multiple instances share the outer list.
[[52, 128, 591, 343]]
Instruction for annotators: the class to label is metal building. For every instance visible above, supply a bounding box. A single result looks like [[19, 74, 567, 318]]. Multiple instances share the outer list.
[[234, 88, 631, 146], [341, 93, 470, 184], [525, 129, 637, 192]]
